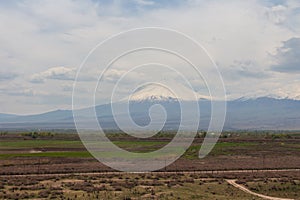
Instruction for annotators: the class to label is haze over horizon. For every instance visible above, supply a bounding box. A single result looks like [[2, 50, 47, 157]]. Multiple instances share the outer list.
[[0, 0, 300, 114]]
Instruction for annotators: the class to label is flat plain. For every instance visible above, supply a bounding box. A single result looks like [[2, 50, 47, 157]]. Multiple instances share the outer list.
[[0, 131, 299, 199]]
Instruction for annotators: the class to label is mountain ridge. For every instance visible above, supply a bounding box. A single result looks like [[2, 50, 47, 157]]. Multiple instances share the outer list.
[[0, 96, 299, 130], [1, 83, 299, 130]]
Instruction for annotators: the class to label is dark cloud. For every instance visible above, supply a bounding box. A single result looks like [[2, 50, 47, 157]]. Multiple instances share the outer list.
[[223, 60, 269, 80], [271, 37, 300, 73], [0, 87, 34, 97], [0, 72, 18, 81]]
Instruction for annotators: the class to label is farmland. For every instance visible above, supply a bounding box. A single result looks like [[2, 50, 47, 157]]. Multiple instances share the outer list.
[[0, 131, 299, 199]]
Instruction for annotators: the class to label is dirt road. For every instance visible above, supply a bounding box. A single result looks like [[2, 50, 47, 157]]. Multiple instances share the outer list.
[[226, 179, 294, 200]]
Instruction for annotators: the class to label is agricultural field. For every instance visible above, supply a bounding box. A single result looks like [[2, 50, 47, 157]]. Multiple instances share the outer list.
[[0, 131, 299, 199]]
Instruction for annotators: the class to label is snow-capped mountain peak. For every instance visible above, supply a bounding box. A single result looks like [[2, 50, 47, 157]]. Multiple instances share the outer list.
[[234, 93, 300, 101], [126, 83, 209, 102]]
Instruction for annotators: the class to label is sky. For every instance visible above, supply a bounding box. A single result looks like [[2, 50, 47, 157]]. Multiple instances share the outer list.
[[0, 0, 299, 114]]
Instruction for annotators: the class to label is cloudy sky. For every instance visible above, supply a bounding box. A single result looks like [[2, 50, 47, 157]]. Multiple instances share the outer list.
[[0, 0, 299, 114]]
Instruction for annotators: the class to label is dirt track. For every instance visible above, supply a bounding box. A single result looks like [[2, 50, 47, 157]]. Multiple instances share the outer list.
[[226, 179, 295, 200]]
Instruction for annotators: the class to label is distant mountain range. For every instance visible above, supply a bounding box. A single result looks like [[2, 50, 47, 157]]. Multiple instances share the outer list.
[[0, 84, 299, 130]]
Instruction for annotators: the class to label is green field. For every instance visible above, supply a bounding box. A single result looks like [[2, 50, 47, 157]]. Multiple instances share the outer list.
[[0, 132, 299, 199], [0, 133, 299, 160]]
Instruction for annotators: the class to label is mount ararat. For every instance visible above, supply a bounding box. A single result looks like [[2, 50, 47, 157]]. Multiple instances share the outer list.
[[1, 84, 299, 130]]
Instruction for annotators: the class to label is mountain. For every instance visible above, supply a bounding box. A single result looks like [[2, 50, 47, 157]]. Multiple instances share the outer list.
[[233, 92, 300, 101], [0, 113, 18, 121], [127, 83, 209, 102], [92, 84, 210, 130], [226, 97, 300, 130], [0, 84, 300, 130]]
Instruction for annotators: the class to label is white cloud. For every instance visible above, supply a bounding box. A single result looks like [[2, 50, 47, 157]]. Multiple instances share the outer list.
[[134, 0, 155, 6], [30, 66, 76, 83], [0, 0, 299, 113], [266, 5, 288, 24]]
